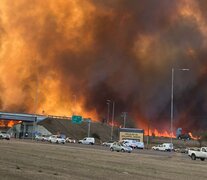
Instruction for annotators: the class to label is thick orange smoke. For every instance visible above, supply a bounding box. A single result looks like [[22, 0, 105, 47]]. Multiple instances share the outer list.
[[0, 0, 207, 133], [0, 0, 97, 118]]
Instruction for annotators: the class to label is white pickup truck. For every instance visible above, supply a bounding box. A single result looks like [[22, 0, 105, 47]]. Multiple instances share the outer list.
[[188, 147, 207, 161]]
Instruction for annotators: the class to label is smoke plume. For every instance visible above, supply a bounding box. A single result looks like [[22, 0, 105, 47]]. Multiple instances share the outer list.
[[0, 0, 207, 132]]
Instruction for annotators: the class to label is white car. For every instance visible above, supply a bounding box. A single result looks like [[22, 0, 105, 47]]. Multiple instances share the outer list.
[[122, 140, 144, 149], [0, 132, 10, 140], [78, 137, 95, 145], [135, 141, 145, 149], [66, 137, 76, 143], [102, 140, 114, 147], [188, 147, 207, 161], [35, 135, 51, 141], [152, 143, 174, 151], [110, 142, 132, 153], [49, 135, 66, 144]]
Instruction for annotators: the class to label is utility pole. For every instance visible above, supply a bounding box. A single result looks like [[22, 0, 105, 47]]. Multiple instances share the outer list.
[[111, 101, 115, 140], [122, 112, 127, 128], [87, 119, 91, 137], [106, 101, 110, 124], [146, 119, 150, 149]]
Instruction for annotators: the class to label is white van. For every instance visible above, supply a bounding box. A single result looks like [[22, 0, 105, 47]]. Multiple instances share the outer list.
[[78, 137, 95, 145], [152, 143, 173, 151]]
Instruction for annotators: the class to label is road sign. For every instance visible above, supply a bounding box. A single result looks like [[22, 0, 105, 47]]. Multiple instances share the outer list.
[[72, 115, 82, 124]]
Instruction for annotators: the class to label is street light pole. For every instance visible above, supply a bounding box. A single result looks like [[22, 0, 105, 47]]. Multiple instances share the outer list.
[[87, 119, 91, 137], [170, 68, 189, 145], [111, 101, 115, 140], [107, 102, 110, 124], [170, 68, 174, 145], [122, 112, 127, 128]]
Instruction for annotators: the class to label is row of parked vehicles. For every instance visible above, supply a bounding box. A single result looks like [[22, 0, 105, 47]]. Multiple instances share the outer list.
[[151, 142, 207, 161], [35, 135, 95, 145], [35, 135, 76, 144], [35, 135, 144, 153]]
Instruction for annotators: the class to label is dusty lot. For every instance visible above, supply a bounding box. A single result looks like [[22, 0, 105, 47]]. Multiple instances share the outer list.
[[0, 140, 206, 180]]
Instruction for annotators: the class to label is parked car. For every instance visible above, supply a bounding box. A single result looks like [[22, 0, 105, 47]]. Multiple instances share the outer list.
[[122, 140, 137, 149], [66, 137, 76, 143], [42, 135, 52, 141], [0, 132, 10, 140], [49, 135, 66, 144], [35, 135, 43, 141], [152, 143, 174, 151], [78, 137, 95, 145], [35, 135, 50, 141], [174, 146, 189, 153], [188, 147, 207, 161], [110, 142, 132, 153], [102, 140, 114, 147], [122, 139, 145, 149]]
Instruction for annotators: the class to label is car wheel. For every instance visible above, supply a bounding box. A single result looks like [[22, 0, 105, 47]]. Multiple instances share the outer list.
[[56, 140, 59, 144], [191, 154, 196, 160], [121, 149, 125, 152], [110, 148, 114, 151], [200, 158, 205, 161]]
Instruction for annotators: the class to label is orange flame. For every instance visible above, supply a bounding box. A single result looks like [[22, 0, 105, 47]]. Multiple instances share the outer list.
[[144, 128, 176, 138], [0, 120, 22, 128], [189, 132, 199, 140]]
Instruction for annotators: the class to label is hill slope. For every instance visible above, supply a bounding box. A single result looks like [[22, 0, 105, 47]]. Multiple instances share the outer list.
[[38, 118, 119, 142]]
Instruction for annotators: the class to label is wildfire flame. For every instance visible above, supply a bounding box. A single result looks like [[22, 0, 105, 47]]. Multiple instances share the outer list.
[[0, 120, 22, 128], [189, 132, 199, 140], [144, 128, 176, 138]]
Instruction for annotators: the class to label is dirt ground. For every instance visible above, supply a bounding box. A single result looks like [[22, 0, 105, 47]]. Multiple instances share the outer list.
[[0, 140, 206, 180]]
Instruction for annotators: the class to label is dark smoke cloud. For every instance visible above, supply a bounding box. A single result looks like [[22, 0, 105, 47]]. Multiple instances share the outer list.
[[0, 0, 207, 132]]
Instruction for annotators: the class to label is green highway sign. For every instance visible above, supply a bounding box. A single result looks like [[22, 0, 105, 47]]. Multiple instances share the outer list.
[[72, 115, 82, 124]]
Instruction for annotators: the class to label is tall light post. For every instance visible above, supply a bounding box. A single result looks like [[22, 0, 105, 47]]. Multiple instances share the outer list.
[[107, 99, 115, 140], [170, 68, 189, 145], [111, 101, 115, 140], [106, 101, 110, 124], [122, 112, 127, 128]]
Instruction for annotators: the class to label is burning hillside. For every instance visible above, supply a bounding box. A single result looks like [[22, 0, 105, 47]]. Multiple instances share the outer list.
[[0, 0, 207, 134]]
